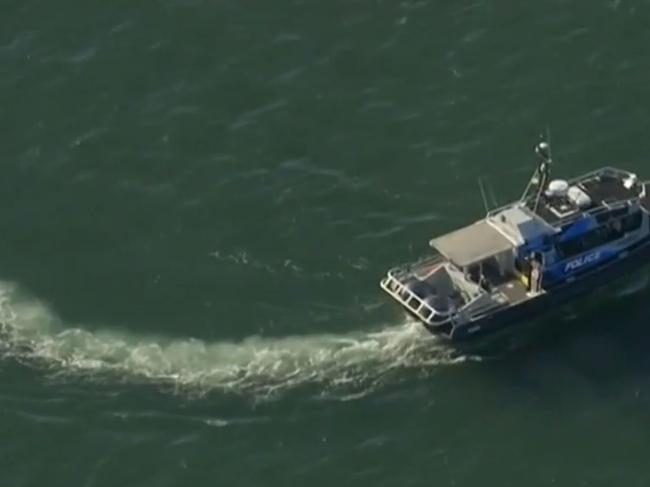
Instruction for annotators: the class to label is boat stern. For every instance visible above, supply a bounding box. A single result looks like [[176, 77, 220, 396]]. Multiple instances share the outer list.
[[379, 257, 462, 335]]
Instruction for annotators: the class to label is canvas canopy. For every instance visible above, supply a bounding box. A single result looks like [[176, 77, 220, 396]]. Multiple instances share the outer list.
[[430, 220, 514, 268]]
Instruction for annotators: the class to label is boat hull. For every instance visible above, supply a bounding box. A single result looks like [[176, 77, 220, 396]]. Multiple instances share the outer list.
[[421, 236, 650, 342]]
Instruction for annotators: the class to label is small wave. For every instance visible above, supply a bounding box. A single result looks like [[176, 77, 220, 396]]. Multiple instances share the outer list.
[[0, 282, 479, 399], [615, 273, 650, 298]]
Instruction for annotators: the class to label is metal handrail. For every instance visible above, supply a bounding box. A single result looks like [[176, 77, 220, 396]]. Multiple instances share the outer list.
[[460, 286, 494, 310], [388, 254, 445, 280], [488, 167, 635, 212], [567, 166, 635, 184], [487, 167, 643, 229], [380, 274, 452, 326], [546, 195, 641, 228]]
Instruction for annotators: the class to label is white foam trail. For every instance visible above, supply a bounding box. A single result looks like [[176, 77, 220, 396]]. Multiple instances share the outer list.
[[0, 282, 478, 398]]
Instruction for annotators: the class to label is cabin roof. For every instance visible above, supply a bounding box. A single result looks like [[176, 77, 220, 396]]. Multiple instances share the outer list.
[[530, 167, 643, 227], [580, 173, 639, 205], [488, 205, 556, 244], [430, 220, 514, 268]]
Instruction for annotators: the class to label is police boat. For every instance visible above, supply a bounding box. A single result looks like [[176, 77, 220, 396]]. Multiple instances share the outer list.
[[380, 138, 650, 341]]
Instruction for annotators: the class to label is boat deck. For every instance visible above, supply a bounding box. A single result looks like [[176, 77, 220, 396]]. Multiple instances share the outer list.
[[580, 174, 638, 205], [495, 279, 530, 305], [482, 263, 531, 305]]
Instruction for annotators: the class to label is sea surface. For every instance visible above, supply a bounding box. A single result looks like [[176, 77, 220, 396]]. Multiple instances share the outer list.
[[2, 1, 650, 486]]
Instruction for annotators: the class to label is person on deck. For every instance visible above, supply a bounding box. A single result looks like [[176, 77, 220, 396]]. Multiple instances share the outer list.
[[530, 258, 541, 293]]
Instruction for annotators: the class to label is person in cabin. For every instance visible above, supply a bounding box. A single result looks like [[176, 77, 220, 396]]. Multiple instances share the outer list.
[[479, 272, 491, 292]]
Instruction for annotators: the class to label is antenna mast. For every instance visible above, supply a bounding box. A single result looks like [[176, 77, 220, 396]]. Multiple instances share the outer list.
[[478, 177, 490, 214], [520, 132, 553, 213]]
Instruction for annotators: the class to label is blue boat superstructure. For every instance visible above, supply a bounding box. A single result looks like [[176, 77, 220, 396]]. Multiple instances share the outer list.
[[380, 139, 650, 341]]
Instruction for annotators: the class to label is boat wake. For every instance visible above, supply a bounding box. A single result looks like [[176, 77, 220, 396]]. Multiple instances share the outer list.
[[614, 273, 650, 298], [0, 282, 479, 399]]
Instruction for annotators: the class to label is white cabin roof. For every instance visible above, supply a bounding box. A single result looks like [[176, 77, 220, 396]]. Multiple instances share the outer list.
[[487, 205, 555, 245], [430, 220, 514, 268]]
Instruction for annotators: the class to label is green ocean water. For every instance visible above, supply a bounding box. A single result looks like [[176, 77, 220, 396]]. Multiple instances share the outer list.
[[2, 1, 650, 485]]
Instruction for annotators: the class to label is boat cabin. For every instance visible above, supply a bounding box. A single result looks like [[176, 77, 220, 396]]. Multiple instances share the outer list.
[[430, 167, 649, 300]]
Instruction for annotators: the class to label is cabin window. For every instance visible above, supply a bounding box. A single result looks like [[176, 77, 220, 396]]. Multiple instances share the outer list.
[[621, 211, 642, 233], [583, 227, 611, 248], [556, 239, 585, 259], [609, 206, 629, 219], [595, 212, 611, 224], [556, 219, 628, 259], [605, 219, 625, 240]]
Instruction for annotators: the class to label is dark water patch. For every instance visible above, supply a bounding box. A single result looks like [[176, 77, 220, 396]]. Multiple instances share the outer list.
[[4, 0, 650, 485]]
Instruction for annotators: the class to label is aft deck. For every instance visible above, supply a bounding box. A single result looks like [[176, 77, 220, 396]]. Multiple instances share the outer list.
[[495, 279, 530, 305], [481, 262, 532, 305]]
